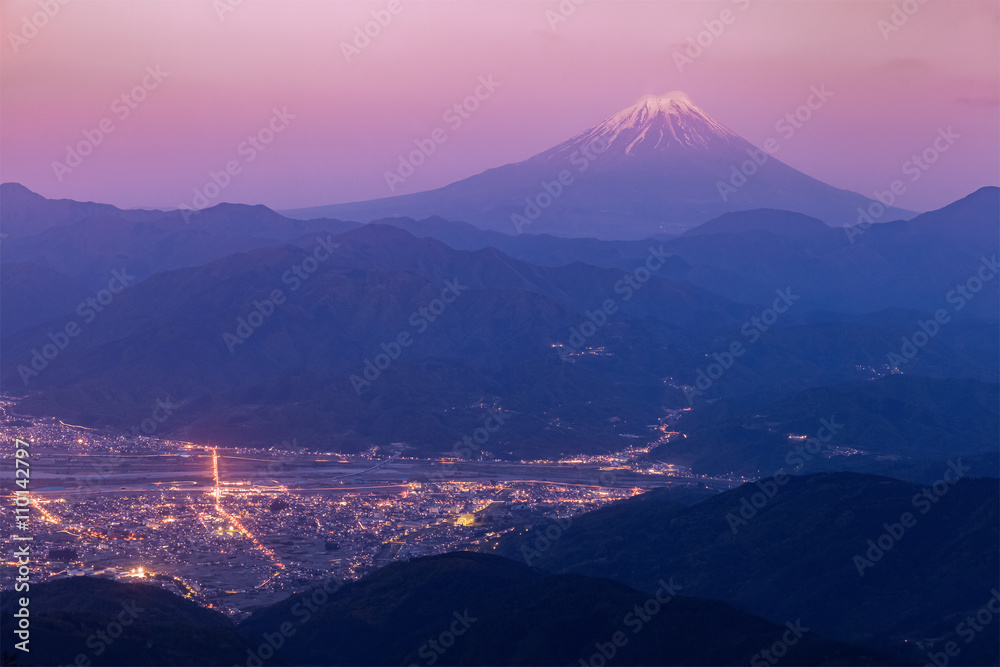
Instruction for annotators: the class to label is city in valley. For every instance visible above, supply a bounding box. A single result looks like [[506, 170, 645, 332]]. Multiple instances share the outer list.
[[0, 397, 738, 618]]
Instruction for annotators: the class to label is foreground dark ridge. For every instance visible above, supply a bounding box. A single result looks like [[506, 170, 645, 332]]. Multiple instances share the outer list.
[[2, 551, 896, 666]]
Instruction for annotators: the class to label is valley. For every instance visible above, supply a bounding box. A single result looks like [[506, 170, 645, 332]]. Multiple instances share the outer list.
[[0, 401, 735, 618]]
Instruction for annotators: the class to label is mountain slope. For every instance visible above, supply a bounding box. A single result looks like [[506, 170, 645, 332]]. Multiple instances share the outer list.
[[283, 93, 915, 238], [239, 551, 894, 666], [490, 472, 999, 666], [0, 196, 361, 286], [0, 576, 252, 666], [659, 375, 1000, 477], [0, 556, 897, 666], [0, 227, 748, 455], [3, 219, 995, 459], [659, 188, 999, 317], [0, 182, 165, 239], [0, 262, 87, 335]]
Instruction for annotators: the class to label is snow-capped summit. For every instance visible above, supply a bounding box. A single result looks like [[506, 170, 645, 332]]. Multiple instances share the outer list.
[[639, 90, 693, 106], [539, 92, 745, 162], [285, 93, 916, 239]]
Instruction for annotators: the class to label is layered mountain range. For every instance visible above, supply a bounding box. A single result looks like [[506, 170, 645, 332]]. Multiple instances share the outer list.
[[0, 183, 996, 475], [1, 87, 997, 667]]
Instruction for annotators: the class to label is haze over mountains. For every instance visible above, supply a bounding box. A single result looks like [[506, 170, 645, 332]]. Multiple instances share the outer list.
[[1, 182, 996, 478], [3, 1, 998, 664], [1, 103, 997, 667], [284, 93, 915, 238], [1, 91, 996, 667]]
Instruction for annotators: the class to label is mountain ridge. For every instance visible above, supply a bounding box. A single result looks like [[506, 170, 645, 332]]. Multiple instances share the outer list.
[[280, 93, 916, 238]]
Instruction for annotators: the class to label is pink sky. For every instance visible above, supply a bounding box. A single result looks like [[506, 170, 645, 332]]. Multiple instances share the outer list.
[[1, 0, 997, 214]]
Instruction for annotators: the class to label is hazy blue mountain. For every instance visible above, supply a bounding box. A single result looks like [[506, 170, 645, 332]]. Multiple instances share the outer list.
[[0, 226, 747, 454], [660, 375, 1000, 477], [0, 182, 165, 239], [283, 93, 914, 238], [1, 187, 995, 468], [660, 188, 999, 317], [0, 262, 87, 335], [3, 219, 996, 461]]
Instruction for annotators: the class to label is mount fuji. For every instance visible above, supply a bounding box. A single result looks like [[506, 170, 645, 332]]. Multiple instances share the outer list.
[[285, 93, 915, 239]]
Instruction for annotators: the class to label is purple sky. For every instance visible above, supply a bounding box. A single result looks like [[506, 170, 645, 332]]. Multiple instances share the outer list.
[[2, 0, 997, 214]]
